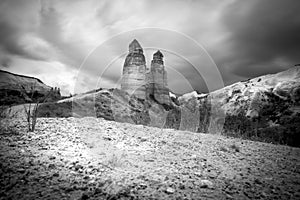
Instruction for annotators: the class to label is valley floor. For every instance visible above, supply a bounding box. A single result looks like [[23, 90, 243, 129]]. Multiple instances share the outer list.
[[0, 117, 300, 199]]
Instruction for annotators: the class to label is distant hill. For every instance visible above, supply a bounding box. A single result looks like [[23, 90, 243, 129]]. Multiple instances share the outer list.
[[0, 70, 61, 105]]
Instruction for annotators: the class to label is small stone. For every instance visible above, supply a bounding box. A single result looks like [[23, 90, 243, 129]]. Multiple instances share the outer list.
[[75, 164, 83, 171], [48, 163, 56, 169], [254, 178, 262, 184], [86, 168, 93, 174], [80, 193, 89, 200], [17, 168, 26, 173], [144, 159, 155, 162], [49, 156, 56, 160], [260, 192, 267, 198], [165, 187, 175, 194], [179, 184, 185, 190], [53, 172, 59, 177], [194, 172, 201, 177], [103, 136, 112, 141], [199, 180, 213, 189]]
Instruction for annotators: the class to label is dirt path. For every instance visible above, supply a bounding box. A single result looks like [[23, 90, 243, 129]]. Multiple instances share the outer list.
[[0, 117, 299, 199]]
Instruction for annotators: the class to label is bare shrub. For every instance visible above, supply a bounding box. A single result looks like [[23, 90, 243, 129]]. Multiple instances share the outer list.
[[20, 84, 52, 132]]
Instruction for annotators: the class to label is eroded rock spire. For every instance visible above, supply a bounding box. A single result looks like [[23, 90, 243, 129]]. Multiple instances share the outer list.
[[129, 39, 143, 54], [146, 50, 170, 104], [121, 39, 147, 99]]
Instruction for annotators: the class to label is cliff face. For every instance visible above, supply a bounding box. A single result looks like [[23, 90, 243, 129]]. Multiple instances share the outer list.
[[121, 39, 147, 99], [0, 70, 61, 105]]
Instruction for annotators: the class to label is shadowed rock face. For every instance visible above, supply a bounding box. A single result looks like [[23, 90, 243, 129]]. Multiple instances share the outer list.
[[121, 39, 147, 99], [0, 70, 61, 105]]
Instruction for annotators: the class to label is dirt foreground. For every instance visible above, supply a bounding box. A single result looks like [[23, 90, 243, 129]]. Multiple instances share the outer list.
[[0, 117, 299, 199]]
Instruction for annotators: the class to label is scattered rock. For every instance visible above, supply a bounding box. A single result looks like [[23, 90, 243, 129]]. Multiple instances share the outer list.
[[254, 178, 262, 185], [48, 163, 56, 169], [194, 172, 201, 177], [103, 136, 112, 141], [17, 168, 26, 173], [199, 180, 213, 189], [53, 172, 59, 177], [75, 164, 83, 171], [165, 187, 175, 194], [80, 192, 89, 200], [0, 116, 299, 200], [49, 156, 56, 160]]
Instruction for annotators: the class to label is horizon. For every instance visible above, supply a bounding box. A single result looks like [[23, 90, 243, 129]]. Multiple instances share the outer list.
[[0, 0, 299, 96]]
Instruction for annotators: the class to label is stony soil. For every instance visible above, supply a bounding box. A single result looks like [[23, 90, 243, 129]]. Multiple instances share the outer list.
[[0, 117, 300, 199]]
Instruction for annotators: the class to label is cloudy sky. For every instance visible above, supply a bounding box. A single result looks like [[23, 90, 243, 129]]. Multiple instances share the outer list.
[[0, 0, 299, 95]]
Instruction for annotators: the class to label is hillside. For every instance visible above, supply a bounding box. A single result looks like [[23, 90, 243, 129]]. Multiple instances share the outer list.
[[175, 66, 300, 146], [0, 70, 61, 105], [1, 116, 299, 199], [37, 66, 300, 146], [209, 65, 300, 116], [0, 70, 51, 92]]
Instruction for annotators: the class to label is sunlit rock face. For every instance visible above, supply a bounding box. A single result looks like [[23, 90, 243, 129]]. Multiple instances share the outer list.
[[121, 39, 147, 99], [146, 50, 170, 105]]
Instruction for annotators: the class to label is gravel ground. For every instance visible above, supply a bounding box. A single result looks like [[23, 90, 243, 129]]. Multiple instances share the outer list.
[[0, 117, 300, 199]]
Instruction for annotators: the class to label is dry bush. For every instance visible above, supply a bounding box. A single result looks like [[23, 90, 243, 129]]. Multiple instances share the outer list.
[[20, 84, 52, 132]]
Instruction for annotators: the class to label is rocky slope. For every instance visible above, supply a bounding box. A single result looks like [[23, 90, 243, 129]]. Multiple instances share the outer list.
[[37, 66, 300, 146], [1, 116, 299, 199], [176, 65, 300, 146], [209, 65, 300, 117], [0, 70, 61, 105]]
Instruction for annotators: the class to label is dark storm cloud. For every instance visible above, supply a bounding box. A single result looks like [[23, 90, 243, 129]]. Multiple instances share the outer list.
[[221, 0, 300, 77], [1, 0, 299, 95], [0, 0, 55, 61]]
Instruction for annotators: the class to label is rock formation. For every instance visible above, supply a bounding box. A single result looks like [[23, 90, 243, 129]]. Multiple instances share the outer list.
[[146, 50, 170, 105], [121, 40, 170, 104], [121, 39, 147, 99]]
